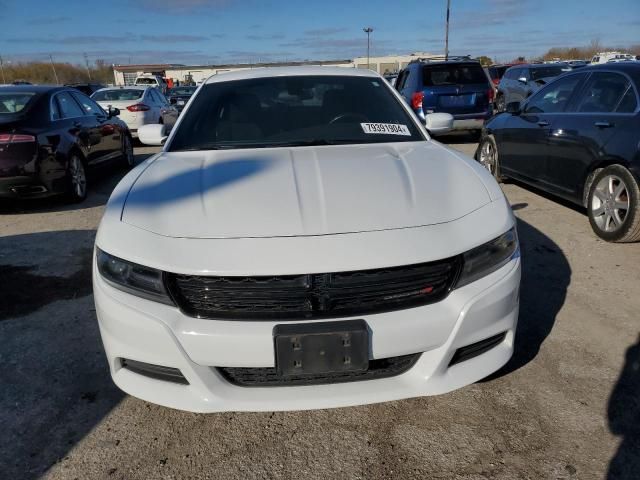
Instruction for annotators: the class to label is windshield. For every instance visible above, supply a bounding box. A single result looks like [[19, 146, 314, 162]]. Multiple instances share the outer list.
[[135, 78, 158, 85], [0, 92, 36, 114], [170, 87, 197, 96], [531, 66, 565, 80], [423, 64, 488, 86], [92, 89, 144, 101], [168, 75, 424, 152]]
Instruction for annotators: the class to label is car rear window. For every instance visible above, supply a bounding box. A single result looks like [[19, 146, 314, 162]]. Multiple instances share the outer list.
[[530, 66, 566, 80], [422, 64, 488, 86], [0, 92, 36, 114], [135, 78, 158, 85], [91, 89, 144, 101], [169, 75, 424, 152]]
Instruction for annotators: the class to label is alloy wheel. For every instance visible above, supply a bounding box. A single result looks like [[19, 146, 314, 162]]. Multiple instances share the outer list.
[[591, 174, 630, 233], [479, 140, 497, 176], [69, 156, 87, 199]]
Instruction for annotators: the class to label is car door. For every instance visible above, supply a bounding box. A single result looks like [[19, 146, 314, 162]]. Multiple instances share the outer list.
[[71, 91, 121, 162], [53, 91, 96, 162], [499, 73, 586, 184], [545, 71, 638, 203]]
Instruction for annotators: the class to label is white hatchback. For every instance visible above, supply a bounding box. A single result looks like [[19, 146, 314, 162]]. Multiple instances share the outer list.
[[94, 67, 521, 413], [91, 86, 173, 137]]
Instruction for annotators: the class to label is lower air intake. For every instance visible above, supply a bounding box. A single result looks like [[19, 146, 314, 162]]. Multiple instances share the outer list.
[[217, 353, 421, 387]]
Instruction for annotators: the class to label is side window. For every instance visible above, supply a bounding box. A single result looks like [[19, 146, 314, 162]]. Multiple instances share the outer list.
[[524, 74, 584, 114], [55, 92, 85, 119], [50, 97, 61, 121], [396, 70, 408, 90], [71, 92, 105, 116], [575, 73, 633, 113], [616, 86, 638, 113]]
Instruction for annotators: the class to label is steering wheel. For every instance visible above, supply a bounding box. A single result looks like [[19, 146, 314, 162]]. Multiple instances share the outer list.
[[328, 113, 369, 125]]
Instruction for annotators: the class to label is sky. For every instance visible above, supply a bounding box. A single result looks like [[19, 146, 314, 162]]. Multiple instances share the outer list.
[[0, 0, 638, 66]]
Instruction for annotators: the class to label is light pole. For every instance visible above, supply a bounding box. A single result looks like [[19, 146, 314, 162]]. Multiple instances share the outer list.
[[0, 55, 5, 84], [444, 0, 451, 61], [363, 27, 373, 70]]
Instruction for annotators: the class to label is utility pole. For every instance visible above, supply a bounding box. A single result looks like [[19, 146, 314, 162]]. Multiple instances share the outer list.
[[83, 52, 92, 80], [363, 27, 373, 71], [49, 54, 59, 84], [444, 0, 451, 61], [0, 55, 5, 84]]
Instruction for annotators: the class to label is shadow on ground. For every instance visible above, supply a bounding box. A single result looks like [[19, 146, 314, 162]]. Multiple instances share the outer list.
[[483, 216, 571, 379], [608, 335, 640, 479], [0, 230, 124, 480]]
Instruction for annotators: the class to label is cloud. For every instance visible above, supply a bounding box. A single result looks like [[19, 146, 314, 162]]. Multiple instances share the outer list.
[[304, 27, 347, 36], [26, 16, 71, 25], [141, 34, 210, 42], [245, 33, 286, 41], [5, 34, 210, 45], [136, 0, 232, 13]]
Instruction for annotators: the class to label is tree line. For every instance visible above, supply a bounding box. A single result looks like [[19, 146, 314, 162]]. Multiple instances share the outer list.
[[0, 59, 113, 85]]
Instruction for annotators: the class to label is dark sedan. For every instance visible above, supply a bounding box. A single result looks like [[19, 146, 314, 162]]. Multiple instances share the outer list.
[[0, 85, 134, 202], [166, 86, 197, 112], [476, 63, 640, 242]]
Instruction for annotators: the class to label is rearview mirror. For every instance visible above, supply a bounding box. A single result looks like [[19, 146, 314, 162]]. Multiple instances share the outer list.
[[505, 101, 521, 114], [425, 112, 454, 136], [518, 77, 528, 84], [138, 124, 168, 146]]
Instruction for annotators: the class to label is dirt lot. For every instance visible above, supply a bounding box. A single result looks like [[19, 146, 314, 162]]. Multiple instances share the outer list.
[[1, 138, 638, 480]]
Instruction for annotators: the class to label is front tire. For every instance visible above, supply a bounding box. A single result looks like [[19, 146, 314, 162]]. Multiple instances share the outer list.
[[121, 135, 135, 168], [587, 165, 640, 242], [495, 93, 505, 113], [66, 154, 87, 202], [477, 135, 503, 182]]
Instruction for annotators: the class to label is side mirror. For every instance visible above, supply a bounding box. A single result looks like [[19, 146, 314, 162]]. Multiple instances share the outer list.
[[517, 77, 528, 84], [506, 101, 521, 114], [425, 112, 454, 135], [107, 107, 120, 118], [138, 124, 168, 146]]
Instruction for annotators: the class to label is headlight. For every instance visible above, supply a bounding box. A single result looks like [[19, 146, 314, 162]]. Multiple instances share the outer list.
[[456, 227, 519, 288], [96, 249, 173, 305]]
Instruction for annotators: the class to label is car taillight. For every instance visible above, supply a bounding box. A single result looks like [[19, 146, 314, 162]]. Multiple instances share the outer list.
[[126, 104, 150, 112], [411, 92, 424, 110], [487, 88, 495, 102], [0, 133, 36, 144]]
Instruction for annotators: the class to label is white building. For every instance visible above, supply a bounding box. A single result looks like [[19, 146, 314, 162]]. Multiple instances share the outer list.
[[112, 52, 440, 86]]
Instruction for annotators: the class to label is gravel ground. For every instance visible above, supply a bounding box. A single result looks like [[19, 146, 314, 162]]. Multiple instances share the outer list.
[[0, 139, 638, 480]]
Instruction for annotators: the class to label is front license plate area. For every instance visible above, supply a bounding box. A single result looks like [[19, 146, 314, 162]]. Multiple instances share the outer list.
[[274, 320, 369, 377]]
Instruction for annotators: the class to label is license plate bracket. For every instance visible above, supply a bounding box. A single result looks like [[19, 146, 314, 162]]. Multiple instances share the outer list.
[[274, 320, 369, 377]]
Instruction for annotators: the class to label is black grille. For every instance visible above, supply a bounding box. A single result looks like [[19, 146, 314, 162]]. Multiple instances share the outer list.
[[165, 257, 462, 320], [217, 353, 421, 387]]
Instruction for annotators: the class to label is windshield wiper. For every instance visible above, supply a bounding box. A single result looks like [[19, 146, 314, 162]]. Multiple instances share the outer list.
[[174, 139, 365, 151]]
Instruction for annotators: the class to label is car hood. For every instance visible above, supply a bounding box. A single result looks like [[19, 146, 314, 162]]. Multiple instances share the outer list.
[[121, 141, 492, 239]]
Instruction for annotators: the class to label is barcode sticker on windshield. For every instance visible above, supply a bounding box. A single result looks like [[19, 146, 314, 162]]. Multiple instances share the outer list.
[[361, 123, 411, 136]]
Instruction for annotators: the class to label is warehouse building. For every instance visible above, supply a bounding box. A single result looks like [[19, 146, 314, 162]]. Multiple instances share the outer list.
[[112, 52, 440, 85]]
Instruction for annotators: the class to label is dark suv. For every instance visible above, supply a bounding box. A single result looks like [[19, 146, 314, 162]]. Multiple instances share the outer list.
[[395, 57, 494, 135], [495, 63, 571, 111]]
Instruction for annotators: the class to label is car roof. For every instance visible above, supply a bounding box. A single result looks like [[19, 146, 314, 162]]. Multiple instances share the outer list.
[[0, 84, 67, 93], [204, 66, 380, 84], [94, 85, 150, 92]]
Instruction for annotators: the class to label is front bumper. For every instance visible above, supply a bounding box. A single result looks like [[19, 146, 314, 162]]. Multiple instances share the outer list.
[[93, 255, 521, 413]]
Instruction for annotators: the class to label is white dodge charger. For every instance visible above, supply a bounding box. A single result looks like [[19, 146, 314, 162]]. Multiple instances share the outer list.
[[93, 67, 521, 413]]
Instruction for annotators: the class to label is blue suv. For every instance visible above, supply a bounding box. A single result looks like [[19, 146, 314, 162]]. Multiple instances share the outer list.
[[395, 57, 494, 135]]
